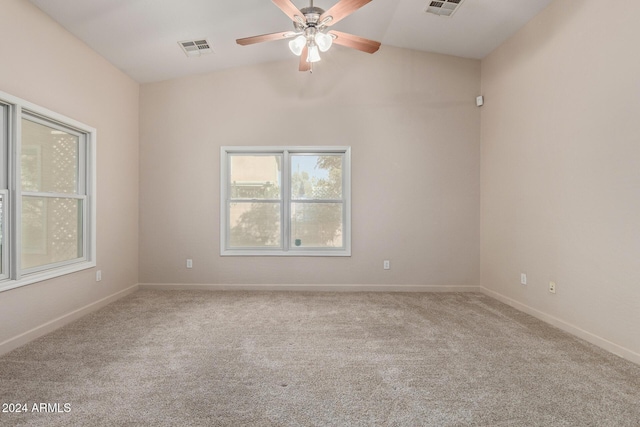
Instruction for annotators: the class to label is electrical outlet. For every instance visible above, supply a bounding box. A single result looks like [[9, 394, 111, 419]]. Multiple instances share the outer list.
[[520, 273, 527, 285], [186, 259, 193, 269], [96, 270, 102, 282], [383, 260, 390, 270], [549, 281, 556, 294]]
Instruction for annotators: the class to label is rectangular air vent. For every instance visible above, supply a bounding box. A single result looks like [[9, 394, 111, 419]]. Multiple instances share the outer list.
[[425, 0, 465, 17], [178, 39, 213, 57]]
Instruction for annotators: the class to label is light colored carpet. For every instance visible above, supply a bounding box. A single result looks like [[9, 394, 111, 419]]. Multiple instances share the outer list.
[[0, 291, 639, 426]]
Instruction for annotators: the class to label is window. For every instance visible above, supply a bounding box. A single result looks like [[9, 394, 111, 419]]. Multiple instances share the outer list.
[[0, 91, 96, 292], [221, 147, 351, 256]]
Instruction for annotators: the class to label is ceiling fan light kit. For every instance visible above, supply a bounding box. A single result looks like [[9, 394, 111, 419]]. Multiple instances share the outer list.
[[236, 0, 381, 72], [288, 27, 332, 63], [315, 32, 333, 52], [307, 45, 322, 63], [288, 35, 307, 56]]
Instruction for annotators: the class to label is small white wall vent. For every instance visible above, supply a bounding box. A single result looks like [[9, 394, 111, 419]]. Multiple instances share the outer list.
[[425, 0, 465, 17], [179, 39, 213, 57]]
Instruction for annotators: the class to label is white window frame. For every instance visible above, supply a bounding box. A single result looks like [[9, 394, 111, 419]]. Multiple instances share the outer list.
[[0, 190, 7, 282], [220, 146, 351, 257], [0, 102, 8, 281], [0, 91, 97, 293]]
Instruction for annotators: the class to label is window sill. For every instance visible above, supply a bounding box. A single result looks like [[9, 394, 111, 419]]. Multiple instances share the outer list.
[[0, 260, 96, 293], [221, 249, 351, 257]]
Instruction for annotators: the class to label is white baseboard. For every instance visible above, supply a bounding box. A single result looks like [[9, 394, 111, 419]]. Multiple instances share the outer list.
[[480, 287, 640, 366], [139, 283, 481, 293], [0, 284, 139, 356]]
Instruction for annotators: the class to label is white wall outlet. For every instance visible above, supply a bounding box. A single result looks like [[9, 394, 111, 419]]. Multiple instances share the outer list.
[[96, 270, 102, 282], [520, 273, 527, 285], [383, 260, 390, 270], [186, 259, 193, 269], [549, 281, 556, 294]]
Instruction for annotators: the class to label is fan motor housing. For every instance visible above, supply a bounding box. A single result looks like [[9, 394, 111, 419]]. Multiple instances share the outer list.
[[300, 6, 324, 25]]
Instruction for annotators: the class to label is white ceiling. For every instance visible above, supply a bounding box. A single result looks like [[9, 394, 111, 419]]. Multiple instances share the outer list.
[[28, 0, 554, 83]]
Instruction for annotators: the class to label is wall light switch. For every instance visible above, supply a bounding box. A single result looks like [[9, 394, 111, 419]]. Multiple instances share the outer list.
[[96, 270, 102, 282], [520, 273, 527, 285], [186, 259, 193, 269], [383, 260, 390, 270]]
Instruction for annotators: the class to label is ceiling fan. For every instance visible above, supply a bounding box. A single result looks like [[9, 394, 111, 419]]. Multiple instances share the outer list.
[[236, 0, 381, 72]]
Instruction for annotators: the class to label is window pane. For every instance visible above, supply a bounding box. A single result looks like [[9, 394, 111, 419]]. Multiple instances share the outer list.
[[21, 118, 79, 194], [21, 197, 83, 270], [291, 155, 342, 200], [230, 155, 281, 199], [229, 202, 281, 247], [291, 203, 343, 248]]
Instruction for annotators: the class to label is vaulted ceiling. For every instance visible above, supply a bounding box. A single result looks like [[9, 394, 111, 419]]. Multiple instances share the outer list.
[[29, 0, 554, 83]]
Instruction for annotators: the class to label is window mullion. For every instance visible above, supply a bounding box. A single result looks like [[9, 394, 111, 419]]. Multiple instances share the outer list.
[[228, 198, 281, 203], [22, 192, 85, 199], [290, 199, 344, 204]]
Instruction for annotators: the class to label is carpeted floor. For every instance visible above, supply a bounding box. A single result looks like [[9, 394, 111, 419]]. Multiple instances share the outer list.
[[0, 291, 639, 426]]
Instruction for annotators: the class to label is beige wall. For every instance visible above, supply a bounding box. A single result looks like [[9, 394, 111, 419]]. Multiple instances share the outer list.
[[139, 47, 480, 287], [0, 0, 139, 348], [481, 0, 640, 360]]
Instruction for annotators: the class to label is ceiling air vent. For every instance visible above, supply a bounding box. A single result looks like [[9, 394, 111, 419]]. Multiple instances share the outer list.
[[425, 0, 465, 17], [178, 39, 213, 57]]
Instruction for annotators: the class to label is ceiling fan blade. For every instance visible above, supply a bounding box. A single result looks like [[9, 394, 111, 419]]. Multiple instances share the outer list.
[[236, 31, 297, 46], [299, 46, 311, 72], [320, 0, 372, 27], [272, 0, 305, 23], [329, 30, 381, 54]]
